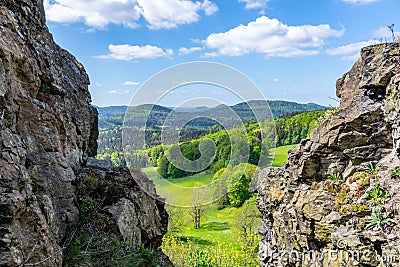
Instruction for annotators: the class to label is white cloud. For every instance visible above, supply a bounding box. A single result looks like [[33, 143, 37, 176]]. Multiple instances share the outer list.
[[341, 0, 382, 4], [274, 78, 279, 82], [106, 90, 119, 94], [201, 0, 219, 15], [124, 81, 140, 86], [326, 40, 376, 60], [204, 16, 344, 57], [44, 0, 141, 28], [137, 0, 218, 29], [190, 38, 204, 44], [202, 52, 219, 58], [44, 0, 218, 30], [94, 82, 102, 87], [106, 90, 130, 95], [178, 46, 203, 55], [238, 0, 270, 9], [97, 44, 173, 61]]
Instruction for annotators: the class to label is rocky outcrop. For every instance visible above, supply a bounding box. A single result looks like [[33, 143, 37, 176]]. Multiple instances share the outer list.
[[0, 1, 169, 266], [258, 42, 400, 266]]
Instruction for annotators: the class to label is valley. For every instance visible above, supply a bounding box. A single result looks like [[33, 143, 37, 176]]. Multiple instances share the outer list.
[[96, 102, 329, 266]]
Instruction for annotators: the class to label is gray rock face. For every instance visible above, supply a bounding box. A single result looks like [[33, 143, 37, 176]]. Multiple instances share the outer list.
[[258, 43, 400, 266], [0, 1, 169, 266]]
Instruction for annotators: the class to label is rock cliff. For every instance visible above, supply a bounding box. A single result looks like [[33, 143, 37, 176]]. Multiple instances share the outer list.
[[258, 42, 400, 266], [0, 0, 168, 266]]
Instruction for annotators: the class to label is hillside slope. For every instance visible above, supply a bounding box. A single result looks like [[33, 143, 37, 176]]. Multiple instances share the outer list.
[[257, 42, 400, 266]]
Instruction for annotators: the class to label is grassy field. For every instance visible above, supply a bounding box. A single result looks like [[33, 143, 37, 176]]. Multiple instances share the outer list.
[[141, 144, 296, 247], [176, 196, 259, 247], [271, 144, 297, 167], [142, 167, 214, 205]]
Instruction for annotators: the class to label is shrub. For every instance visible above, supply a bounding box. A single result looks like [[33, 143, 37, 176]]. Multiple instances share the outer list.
[[390, 167, 400, 179], [366, 182, 390, 205], [364, 205, 395, 231], [365, 162, 381, 174]]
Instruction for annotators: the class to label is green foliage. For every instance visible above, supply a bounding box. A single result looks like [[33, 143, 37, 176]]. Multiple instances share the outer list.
[[84, 174, 97, 188], [364, 205, 395, 230], [40, 84, 51, 93], [333, 171, 372, 215], [64, 234, 159, 267], [227, 170, 250, 207], [166, 206, 185, 233], [64, 195, 161, 267], [367, 182, 390, 205], [317, 106, 339, 124], [157, 155, 169, 178], [351, 203, 368, 213], [162, 235, 259, 267], [188, 250, 213, 267], [365, 162, 381, 174], [390, 167, 400, 179], [328, 172, 343, 183], [1, 110, 10, 128], [274, 109, 327, 146], [97, 102, 327, 164], [212, 164, 256, 208]]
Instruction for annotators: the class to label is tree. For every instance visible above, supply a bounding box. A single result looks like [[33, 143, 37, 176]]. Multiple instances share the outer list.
[[157, 155, 169, 178], [227, 169, 250, 207], [166, 205, 185, 233], [233, 199, 261, 267], [189, 187, 205, 229], [212, 168, 230, 209]]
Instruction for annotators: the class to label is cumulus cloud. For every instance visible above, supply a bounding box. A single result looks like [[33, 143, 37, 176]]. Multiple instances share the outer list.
[[178, 46, 203, 55], [204, 16, 344, 57], [326, 40, 376, 60], [44, 0, 141, 28], [238, 0, 270, 9], [124, 81, 140, 86], [44, 0, 218, 29], [341, 0, 382, 4], [137, 0, 218, 29], [97, 44, 173, 61]]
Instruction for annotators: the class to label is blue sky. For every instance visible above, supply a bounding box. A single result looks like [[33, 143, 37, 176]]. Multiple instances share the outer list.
[[44, 0, 399, 107]]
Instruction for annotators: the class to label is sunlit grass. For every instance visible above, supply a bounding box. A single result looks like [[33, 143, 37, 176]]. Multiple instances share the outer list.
[[141, 144, 296, 248], [271, 144, 297, 167]]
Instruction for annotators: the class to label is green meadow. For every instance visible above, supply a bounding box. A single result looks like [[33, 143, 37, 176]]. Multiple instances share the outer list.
[[141, 144, 295, 248]]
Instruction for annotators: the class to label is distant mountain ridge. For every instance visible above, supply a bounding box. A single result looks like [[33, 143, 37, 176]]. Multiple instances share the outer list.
[[96, 100, 327, 128]]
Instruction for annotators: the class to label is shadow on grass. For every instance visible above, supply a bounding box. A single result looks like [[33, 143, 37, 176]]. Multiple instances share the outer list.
[[201, 221, 230, 231], [178, 235, 214, 246]]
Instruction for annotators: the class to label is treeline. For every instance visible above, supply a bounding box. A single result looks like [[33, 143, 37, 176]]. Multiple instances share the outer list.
[[274, 109, 326, 146], [98, 109, 329, 165], [147, 122, 273, 179]]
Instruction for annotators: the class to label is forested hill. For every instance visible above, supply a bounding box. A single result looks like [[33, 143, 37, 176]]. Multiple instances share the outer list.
[[96, 100, 327, 130]]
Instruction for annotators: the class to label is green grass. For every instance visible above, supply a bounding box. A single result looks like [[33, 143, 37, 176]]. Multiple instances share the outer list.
[[142, 167, 260, 248], [141, 144, 296, 248], [173, 196, 260, 248], [271, 144, 297, 167], [141, 168, 214, 205]]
